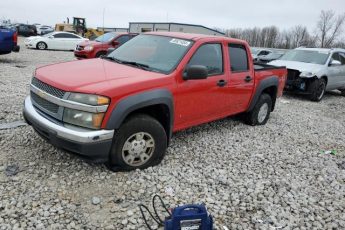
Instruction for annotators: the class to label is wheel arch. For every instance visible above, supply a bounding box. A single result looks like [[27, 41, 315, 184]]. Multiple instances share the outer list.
[[105, 89, 174, 144], [247, 76, 279, 112]]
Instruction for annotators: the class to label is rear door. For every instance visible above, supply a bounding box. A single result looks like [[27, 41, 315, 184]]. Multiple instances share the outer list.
[[227, 43, 255, 114]]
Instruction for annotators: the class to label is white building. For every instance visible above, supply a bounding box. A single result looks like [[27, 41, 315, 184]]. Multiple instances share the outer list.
[[129, 22, 225, 36]]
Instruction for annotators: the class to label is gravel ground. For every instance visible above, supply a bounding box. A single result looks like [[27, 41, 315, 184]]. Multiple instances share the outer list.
[[0, 38, 344, 229]]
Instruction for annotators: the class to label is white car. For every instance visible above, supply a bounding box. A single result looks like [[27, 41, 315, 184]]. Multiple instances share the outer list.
[[24, 32, 88, 51], [269, 48, 345, 101]]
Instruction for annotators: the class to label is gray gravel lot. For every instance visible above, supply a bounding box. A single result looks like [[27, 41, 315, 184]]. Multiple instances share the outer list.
[[0, 38, 344, 229]]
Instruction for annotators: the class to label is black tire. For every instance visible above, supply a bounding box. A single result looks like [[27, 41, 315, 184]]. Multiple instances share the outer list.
[[95, 51, 106, 58], [244, 93, 272, 126], [36, 42, 47, 50], [308, 78, 326, 101], [108, 114, 167, 171]]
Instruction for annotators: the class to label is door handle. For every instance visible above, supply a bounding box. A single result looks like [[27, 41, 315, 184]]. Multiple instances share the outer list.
[[217, 79, 227, 87], [244, 76, 253, 82]]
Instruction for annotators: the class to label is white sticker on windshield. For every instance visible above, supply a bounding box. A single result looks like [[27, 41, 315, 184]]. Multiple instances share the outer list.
[[170, 39, 191, 46]]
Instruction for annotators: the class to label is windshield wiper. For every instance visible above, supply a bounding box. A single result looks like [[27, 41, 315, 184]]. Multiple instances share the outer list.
[[101, 56, 123, 64], [120, 61, 150, 70], [102, 57, 151, 71]]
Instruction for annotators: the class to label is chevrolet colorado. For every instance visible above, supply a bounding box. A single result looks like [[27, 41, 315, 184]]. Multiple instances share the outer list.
[[23, 32, 287, 170]]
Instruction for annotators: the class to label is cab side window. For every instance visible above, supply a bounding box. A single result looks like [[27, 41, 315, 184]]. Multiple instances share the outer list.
[[228, 44, 249, 72], [187, 43, 223, 76]]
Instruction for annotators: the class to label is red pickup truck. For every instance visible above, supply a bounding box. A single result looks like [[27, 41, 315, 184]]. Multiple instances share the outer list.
[[23, 32, 287, 171], [74, 32, 137, 59]]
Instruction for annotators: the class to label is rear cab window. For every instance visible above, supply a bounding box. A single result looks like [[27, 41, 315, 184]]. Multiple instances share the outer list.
[[228, 43, 249, 72], [186, 43, 223, 76]]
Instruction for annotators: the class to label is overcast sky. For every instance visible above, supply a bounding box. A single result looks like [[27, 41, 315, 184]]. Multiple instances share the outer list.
[[1, 0, 344, 32]]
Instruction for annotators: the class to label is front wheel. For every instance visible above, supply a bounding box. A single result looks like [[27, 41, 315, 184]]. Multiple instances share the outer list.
[[244, 93, 272, 126], [108, 114, 167, 171], [36, 42, 47, 50], [308, 78, 326, 101]]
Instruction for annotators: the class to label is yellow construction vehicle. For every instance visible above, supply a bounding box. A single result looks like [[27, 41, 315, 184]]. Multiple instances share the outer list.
[[55, 17, 104, 40]]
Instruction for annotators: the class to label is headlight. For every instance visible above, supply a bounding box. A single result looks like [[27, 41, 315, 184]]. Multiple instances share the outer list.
[[299, 71, 314, 78], [84, 45, 93, 51], [63, 108, 105, 129], [64, 93, 110, 129], [68, 93, 109, 105]]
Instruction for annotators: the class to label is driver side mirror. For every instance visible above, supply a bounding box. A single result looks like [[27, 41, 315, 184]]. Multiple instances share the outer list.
[[111, 40, 120, 46], [330, 59, 341, 66], [183, 65, 208, 80], [48, 36, 53, 39]]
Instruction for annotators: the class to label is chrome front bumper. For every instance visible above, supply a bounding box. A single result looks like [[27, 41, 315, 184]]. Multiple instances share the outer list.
[[23, 96, 114, 162]]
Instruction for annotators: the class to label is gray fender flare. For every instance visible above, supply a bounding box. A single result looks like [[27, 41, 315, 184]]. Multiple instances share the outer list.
[[105, 89, 174, 138], [247, 76, 279, 112]]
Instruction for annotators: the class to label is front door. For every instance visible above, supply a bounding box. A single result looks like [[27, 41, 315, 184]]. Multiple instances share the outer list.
[[327, 52, 345, 89], [175, 43, 231, 130]]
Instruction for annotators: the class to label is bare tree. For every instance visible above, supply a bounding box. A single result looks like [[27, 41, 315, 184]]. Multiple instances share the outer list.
[[316, 10, 345, 48]]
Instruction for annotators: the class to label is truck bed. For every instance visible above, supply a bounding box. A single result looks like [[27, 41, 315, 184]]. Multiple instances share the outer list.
[[254, 63, 287, 98]]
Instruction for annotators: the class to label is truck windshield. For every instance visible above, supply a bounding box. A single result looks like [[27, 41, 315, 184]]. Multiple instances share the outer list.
[[279, 50, 330, 65], [95, 32, 118, 42], [107, 34, 193, 73]]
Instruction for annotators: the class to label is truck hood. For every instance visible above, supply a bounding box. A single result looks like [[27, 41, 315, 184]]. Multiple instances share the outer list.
[[35, 59, 166, 94], [269, 60, 324, 73]]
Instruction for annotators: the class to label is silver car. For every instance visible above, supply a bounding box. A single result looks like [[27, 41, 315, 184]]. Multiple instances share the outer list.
[[269, 48, 345, 101]]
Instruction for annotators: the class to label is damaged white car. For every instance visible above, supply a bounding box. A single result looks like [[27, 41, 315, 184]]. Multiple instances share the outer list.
[[269, 48, 345, 101]]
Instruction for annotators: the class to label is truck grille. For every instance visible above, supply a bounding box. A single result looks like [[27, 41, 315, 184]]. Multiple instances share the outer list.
[[31, 77, 65, 99], [31, 91, 59, 114]]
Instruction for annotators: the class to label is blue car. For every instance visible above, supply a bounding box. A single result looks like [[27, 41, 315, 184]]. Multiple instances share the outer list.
[[0, 26, 20, 55]]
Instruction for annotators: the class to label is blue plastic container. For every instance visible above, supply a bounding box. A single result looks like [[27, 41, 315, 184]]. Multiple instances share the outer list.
[[164, 204, 213, 230]]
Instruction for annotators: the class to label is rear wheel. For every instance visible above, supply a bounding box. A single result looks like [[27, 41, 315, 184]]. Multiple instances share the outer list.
[[244, 93, 272, 126], [308, 78, 326, 101], [108, 114, 167, 171], [36, 42, 47, 50]]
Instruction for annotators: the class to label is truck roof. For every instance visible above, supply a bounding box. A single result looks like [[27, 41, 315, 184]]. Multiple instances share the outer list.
[[144, 32, 245, 43]]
